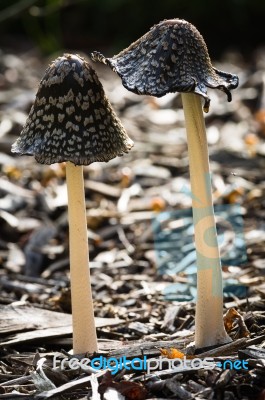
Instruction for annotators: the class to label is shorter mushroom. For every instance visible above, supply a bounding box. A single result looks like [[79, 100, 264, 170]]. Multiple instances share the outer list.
[[12, 54, 133, 354], [92, 19, 239, 349]]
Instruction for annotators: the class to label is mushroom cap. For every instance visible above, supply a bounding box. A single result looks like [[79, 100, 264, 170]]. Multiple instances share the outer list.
[[12, 54, 134, 165], [91, 19, 239, 112]]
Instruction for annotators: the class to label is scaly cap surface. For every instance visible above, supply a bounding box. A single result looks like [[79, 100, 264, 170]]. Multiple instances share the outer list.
[[91, 19, 239, 112], [12, 54, 133, 164]]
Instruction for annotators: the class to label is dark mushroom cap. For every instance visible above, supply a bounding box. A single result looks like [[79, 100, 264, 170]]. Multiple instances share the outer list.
[[12, 54, 133, 165], [91, 19, 239, 112]]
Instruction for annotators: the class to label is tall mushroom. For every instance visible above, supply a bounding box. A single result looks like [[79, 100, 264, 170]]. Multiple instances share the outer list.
[[11, 54, 133, 354], [92, 19, 239, 349]]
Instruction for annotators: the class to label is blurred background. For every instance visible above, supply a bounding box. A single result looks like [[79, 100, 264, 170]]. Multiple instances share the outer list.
[[0, 2, 265, 384], [0, 0, 264, 58]]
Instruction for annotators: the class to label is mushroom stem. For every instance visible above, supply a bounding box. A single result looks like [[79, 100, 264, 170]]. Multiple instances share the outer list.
[[181, 93, 231, 348], [66, 161, 98, 354]]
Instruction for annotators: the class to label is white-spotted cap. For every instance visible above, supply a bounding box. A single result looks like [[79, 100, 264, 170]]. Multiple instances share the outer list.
[[11, 54, 134, 165], [91, 19, 239, 112]]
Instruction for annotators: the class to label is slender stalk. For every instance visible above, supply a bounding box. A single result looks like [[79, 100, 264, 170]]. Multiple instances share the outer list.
[[181, 93, 231, 348], [66, 161, 98, 354]]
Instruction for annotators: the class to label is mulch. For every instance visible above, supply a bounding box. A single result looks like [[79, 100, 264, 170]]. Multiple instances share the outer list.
[[0, 47, 264, 399]]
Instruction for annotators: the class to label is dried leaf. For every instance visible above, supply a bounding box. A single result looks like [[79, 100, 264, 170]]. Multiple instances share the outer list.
[[224, 308, 250, 337], [99, 372, 148, 400], [159, 347, 185, 359]]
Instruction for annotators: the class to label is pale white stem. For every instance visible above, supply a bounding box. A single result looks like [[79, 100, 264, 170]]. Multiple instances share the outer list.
[[181, 93, 231, 348], [66, 161, 98, 354]]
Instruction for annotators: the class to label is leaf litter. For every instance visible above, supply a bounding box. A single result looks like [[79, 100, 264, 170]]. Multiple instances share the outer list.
[[0, 49, 264, 399]]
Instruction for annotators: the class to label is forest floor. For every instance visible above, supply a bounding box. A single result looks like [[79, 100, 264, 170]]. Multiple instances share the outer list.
[[0, 47, 264, 399]]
